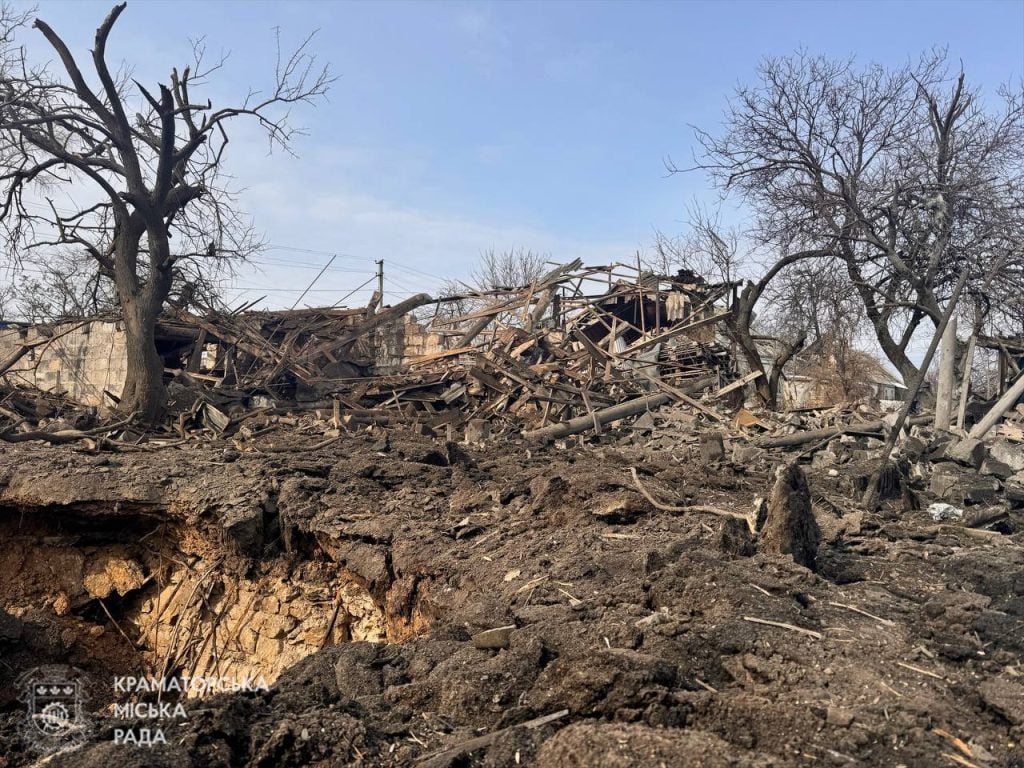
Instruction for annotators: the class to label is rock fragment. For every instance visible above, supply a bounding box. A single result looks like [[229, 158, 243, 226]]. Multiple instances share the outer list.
[[699, 432, 725, 464], [472, 625, 515, 650]]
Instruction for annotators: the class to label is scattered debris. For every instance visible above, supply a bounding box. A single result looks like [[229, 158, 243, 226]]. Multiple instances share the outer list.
[[928, 502, 964, 522]]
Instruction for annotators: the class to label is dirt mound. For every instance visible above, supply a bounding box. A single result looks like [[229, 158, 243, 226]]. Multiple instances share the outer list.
[[1, 430, 1023, 766]]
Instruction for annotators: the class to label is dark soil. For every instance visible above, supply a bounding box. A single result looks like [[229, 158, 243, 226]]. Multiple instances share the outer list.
[[1, 428, 1023, 767]]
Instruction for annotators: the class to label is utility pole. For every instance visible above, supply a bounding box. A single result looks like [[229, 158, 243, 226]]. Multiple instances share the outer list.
[[375, 259, 384, 308]]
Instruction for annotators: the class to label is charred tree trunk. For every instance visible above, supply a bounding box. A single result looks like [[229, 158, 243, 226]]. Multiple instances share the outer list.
[[120, 299, 165, 421], [767, 332, 806, 407], [0, 4, 330, 425], [730, 320, 774, 407]]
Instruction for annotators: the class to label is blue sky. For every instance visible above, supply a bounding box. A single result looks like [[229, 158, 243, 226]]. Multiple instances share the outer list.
[[22, 0, 1024, 309]]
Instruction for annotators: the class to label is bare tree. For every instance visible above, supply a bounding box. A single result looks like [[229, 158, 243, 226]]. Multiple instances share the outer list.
[[652, 205, 828, 407], [649, 203, 742, 285], [432, 247, 550, 327], [14, 250, 116, 322], [6, 243, 228, 324], [686, 51, 1024, 386], [758, 257, 879, 404], [0, 269, 14, 320], [471, 247, 548, 291], [0, 3, 331, 419]]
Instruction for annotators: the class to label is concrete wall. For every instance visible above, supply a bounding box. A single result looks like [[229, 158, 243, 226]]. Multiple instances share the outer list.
[[0, 313, 441, 404], [0, 320, 128, 407], [400, 318, 446, 363]]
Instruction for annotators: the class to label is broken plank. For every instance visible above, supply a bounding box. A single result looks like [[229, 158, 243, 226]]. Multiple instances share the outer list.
[[407, 346, 475, 366], [638, 370, 724, 422], [622, 311, 730, 355], [712, 370, 763, 399]]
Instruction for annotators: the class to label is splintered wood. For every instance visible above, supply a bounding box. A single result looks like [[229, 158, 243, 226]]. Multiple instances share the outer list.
[[161, 261, 744, 439]]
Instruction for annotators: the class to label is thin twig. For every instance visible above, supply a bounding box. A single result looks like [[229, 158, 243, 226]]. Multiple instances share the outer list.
[[742, 615, 824, 640], [321, 587, 350, 648], [416, 709, 569, 767], [252, 434, 342, 453], [829, 600, 896, 627], [896, 661, 944, 680], [693, 677, 719, 693], [97, 597, 138, 650]]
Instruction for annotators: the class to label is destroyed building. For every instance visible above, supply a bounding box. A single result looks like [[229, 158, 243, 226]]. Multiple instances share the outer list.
[[0, 305, 434, 409], [0, 262, 745, 434]]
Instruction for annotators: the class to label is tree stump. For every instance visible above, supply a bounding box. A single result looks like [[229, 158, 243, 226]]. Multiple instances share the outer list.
[[760, 462, 820, 571]]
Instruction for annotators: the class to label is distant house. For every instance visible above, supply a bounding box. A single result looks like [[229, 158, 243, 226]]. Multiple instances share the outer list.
[[746, 336, 907, 410], [781, 368, 907, 410], [870, 373, 908, 405]]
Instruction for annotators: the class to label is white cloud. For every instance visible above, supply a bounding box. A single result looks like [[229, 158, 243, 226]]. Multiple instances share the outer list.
[[226, 176, 634, 310]]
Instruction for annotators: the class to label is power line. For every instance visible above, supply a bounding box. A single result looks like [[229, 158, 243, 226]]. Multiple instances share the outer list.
[[265, 243, 449, 282], [291, 254, 336, 309], [386, 261, 448, 282], [386, 274, 420, 295], [264, 244, 368, 260], [247, 258, 370, 273], [229, 286, 373, 292], [330, 276, 378, 309]]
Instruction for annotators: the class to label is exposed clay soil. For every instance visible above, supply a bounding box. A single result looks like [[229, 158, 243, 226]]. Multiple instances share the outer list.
[[1, 428, 1023, 767]]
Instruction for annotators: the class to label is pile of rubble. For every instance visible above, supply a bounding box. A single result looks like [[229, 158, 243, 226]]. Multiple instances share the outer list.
[[2, 260, 753, 443], [5, 267, 1024, 767], [914, 421, 1024, 525], [178, 259, 743, 438], [2, 390, 1024, 766]]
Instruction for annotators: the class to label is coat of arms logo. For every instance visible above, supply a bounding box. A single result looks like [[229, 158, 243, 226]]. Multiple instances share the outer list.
[[17, 667, 90, 750]]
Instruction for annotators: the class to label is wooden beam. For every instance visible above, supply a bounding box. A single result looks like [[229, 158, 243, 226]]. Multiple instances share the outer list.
[[523, 375, 717, 442], [712, 370, 762, 398], [956, 333, 977, 431], [934, 315, 957, 430], [622, 311, 729, 355], [969, 370, 1024, 440]]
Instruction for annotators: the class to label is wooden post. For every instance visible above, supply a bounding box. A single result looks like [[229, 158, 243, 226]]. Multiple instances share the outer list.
[[636, 252, 646, 336], [934, 315, 957, 430], [456, 314, 495, 348], [526, 287, 556, 332], [955, 333, 977, 431], [186, 329, 207, 372], [523, 375, 716, 442], [757, 415, 933, 449]]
